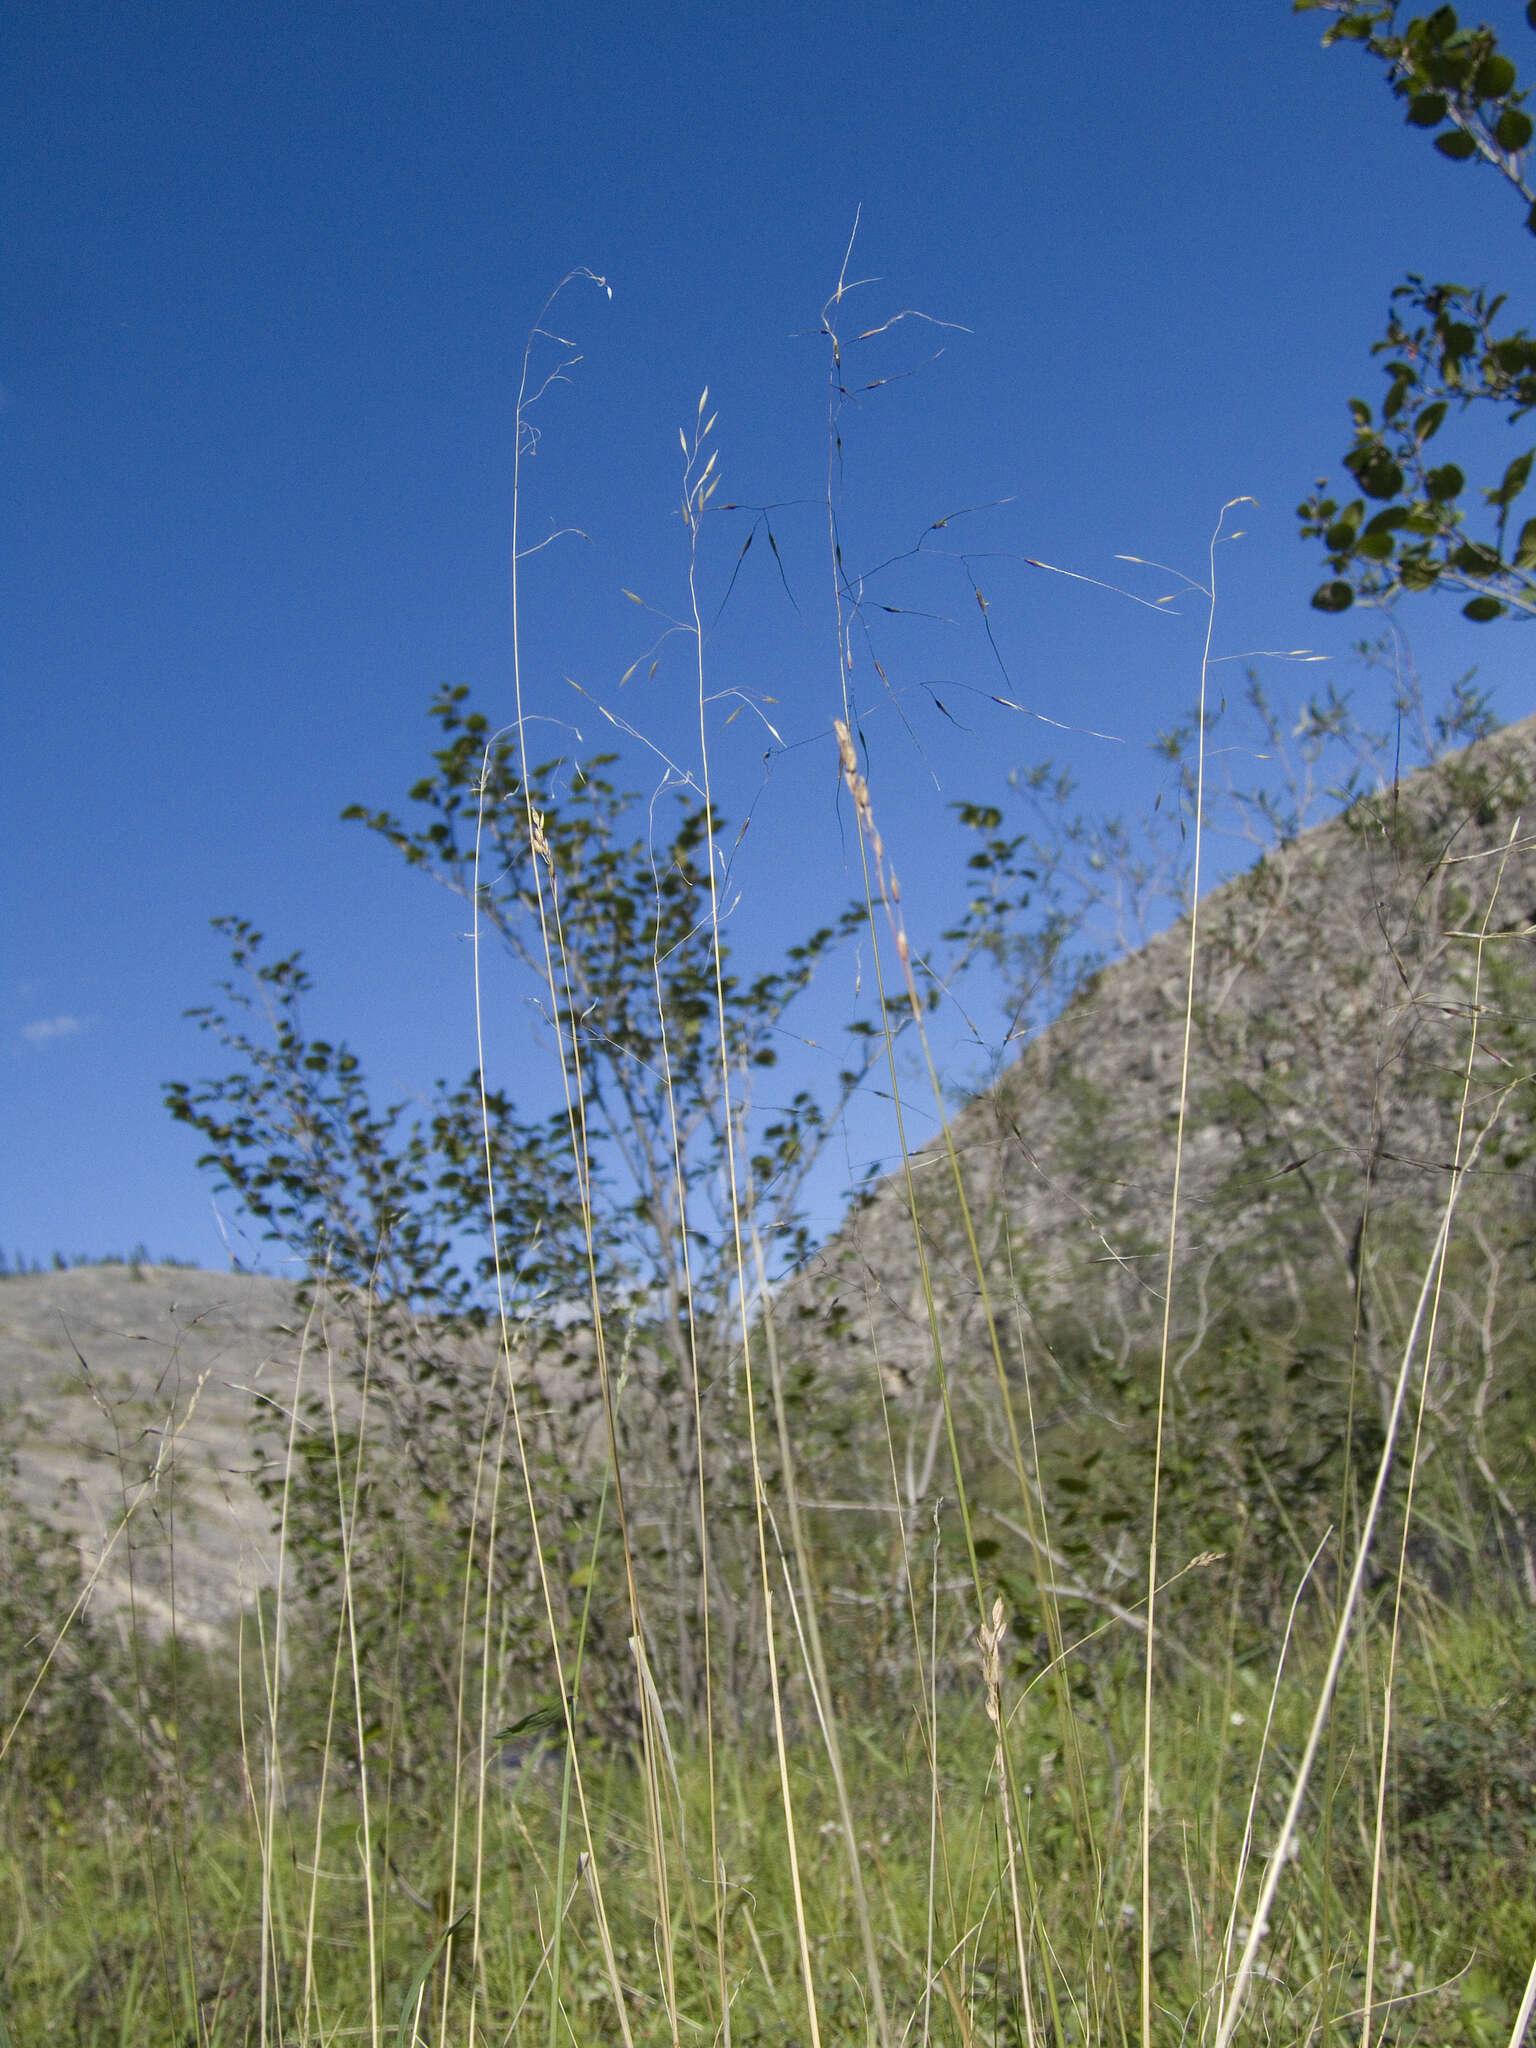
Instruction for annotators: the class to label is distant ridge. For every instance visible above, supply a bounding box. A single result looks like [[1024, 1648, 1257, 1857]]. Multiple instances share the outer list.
[[0, 1264, 305, 1639]]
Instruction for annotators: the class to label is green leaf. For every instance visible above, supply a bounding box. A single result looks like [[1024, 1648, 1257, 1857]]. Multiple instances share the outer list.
[[495, 1702, 567, 1741], [1454, 540, 1503, 572], [1434, 128, 1479, 159], [1322, 12, 1374, 39], [1415, 398, 1449, 442], [1426, 462, 1466, 501], [1347, 446, 1405, 499], [1357, 510, 1410, 563], [1406, 91, 1449, 125], [1490, 335, 1536, 374], [1311, 580, 1356, 613], [1496, 107, 1534, 149], [1516, 515, 1536, 568], [396, 1912, 472, 2048], [1441, 319, 1478, 364], [1424, 56, 1474, 96], [957, 802, 1004, 831], [1475, 54, 1517, 99], [1324, 520, 1359, 552], [1462, 595, 1506, 619], [1489, 449, 1534, 506]]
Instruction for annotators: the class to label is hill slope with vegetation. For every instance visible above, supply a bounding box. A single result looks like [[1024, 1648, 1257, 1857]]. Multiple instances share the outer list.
[[784, 715, 1536, 1612], [802, 712, 1536, 1385]]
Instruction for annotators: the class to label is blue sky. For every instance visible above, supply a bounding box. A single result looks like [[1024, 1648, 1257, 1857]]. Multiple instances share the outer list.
[[5, 0, 1534, 1272]]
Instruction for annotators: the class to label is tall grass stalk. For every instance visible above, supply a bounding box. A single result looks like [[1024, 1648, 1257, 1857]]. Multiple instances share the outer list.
[[686, 390, 828, 2048], [1140, 498, 1254, 2048], [486, 262, 638, 2048]]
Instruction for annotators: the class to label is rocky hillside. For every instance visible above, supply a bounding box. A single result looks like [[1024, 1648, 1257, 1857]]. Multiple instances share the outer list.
[[0, 1261, 595, 1641], [0, 1264, 314, 1640], [786, 713, 1536, 1396]]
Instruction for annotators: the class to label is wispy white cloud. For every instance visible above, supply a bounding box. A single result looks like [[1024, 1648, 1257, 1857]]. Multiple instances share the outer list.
[[20, 1014, 87, 1047]]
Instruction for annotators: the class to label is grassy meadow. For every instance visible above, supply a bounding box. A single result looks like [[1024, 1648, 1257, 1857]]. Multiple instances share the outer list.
[[5, 274, 1536, 2047]]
